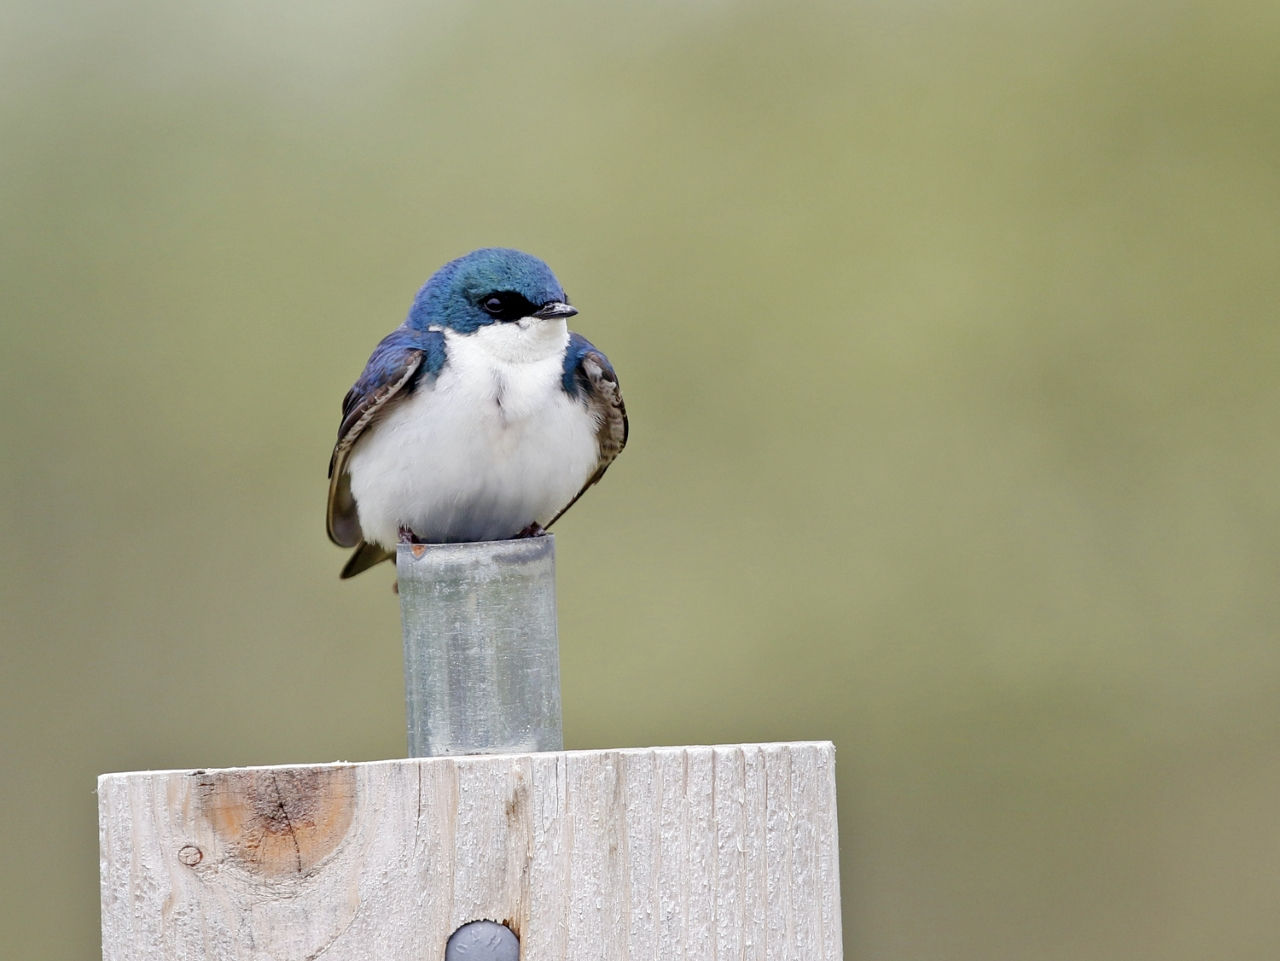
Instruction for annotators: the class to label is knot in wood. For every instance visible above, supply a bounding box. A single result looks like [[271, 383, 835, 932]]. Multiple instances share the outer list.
[[195, 766, 356, 878]]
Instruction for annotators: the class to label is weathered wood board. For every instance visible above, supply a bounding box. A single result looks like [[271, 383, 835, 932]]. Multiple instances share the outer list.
[[99, 742, 842, 960]]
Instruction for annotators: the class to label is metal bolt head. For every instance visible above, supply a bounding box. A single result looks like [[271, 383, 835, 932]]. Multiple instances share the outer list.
[[445, 920, 519, 961]]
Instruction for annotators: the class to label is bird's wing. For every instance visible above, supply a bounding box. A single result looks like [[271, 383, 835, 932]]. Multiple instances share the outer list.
[[546, 333, 629, 528], [326, 327, 445, 550]]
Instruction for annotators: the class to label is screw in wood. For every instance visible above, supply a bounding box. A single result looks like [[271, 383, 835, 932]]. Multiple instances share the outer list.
[[445, 920, 519, 961], [176, 844, 202, 866]]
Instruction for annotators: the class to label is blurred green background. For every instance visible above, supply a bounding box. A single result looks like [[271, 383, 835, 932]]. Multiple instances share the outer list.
[[3, 1, 1279, 957]]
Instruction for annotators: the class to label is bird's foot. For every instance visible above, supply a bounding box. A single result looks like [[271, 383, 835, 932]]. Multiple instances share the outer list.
[[397, 525, 422, 544], [514, 522, 546, 539]]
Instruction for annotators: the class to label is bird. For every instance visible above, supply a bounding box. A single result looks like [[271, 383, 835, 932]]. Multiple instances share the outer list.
[[326, 248, 628, 579]]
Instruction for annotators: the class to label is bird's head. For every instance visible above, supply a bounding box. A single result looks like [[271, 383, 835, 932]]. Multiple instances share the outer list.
[[407, 248, 577, 334]]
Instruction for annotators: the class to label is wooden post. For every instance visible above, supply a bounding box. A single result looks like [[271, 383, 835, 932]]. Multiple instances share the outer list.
[[100, 542, 844, 957], [98, 742, 843, 959]]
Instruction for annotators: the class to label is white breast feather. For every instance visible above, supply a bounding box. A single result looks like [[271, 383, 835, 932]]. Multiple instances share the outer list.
[[345, 319, 600, 548]]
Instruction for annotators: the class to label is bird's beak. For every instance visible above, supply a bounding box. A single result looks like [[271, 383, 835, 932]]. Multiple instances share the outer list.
[[532, 301, 578, 320]]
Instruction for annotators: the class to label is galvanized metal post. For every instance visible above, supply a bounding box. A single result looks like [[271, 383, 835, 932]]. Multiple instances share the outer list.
[[396, 536, 563, 757]]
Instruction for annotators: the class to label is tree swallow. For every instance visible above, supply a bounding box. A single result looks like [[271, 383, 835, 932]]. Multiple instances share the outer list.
[[326, 248, 628, 578]]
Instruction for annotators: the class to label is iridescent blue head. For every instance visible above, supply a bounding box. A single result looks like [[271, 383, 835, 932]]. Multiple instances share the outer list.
[[407, 248, 576, 334]]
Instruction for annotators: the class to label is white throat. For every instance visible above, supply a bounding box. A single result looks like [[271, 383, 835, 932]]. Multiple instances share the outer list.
[[459, 316, 569, 365]]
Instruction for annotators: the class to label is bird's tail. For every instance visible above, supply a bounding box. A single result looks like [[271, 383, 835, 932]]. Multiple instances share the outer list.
[[340, 540, 394, 578]]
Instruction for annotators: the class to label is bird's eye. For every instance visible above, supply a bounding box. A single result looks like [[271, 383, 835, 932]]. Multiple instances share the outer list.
[[479, 292, 534, 321]]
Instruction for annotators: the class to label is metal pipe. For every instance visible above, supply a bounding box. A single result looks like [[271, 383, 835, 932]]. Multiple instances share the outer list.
[[396, 536, 563, 757]]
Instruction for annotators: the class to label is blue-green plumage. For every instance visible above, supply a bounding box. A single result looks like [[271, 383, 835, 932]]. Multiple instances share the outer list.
[[407, 248, 570, 334]]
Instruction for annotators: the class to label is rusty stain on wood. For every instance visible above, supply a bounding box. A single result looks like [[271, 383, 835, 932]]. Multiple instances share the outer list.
[[194, 766, 356, 877]]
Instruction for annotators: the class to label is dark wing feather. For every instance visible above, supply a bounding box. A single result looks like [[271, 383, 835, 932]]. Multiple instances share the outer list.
[[326, 345, 424, 549], [546, 340, 628, 528], [327, 327, 447, 578]]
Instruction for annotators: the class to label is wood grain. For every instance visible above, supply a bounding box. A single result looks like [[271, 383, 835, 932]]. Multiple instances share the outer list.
[[99, 742, 842, 960]]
